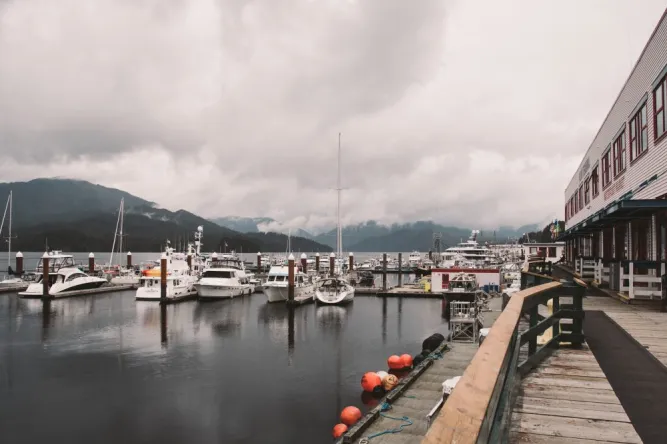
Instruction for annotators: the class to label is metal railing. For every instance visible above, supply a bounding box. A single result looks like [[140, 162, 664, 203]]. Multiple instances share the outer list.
[[422, 272, 585, 444]]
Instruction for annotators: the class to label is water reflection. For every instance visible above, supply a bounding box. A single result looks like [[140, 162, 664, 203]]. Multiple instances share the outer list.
[[315, 305, 349, 329]]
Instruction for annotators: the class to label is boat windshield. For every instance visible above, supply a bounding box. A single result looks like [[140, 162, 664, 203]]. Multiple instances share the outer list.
[[268, 275, 286, 282], [202, 270, 235, 279]]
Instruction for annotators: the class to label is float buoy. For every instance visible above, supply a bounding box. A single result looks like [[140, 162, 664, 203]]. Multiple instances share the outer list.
[[340, 406, 362, 426], [400, 354, 413, 369], [332, 423, 348, 438], [387, 355, 403, 370], [422, 333, 445, 352], [382, 374, 398, 391], [376, 370, 389, 381], [361, 372, 382, 393], [413, 352, 427, 367]]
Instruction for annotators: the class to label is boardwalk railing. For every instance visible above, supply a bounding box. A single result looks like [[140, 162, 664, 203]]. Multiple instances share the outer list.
[[422, 273, 585, 444]]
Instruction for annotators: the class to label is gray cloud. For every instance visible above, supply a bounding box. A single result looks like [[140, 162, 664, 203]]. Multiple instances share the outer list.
[[1, 0, 667, 231]]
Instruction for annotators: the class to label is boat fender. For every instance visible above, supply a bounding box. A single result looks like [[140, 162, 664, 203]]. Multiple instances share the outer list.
[[360, 372, 382, 393], [387, 355, 403, 370], [340, 406, 362, 426], [422, 333, 445, 353]]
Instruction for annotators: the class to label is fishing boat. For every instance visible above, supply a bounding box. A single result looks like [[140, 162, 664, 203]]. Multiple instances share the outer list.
[[316, 133, 355, 305]]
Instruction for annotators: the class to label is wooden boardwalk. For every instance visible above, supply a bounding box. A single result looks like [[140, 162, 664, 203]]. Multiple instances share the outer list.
[[352, 298, 504, 444], [510, 346, 642, 443]]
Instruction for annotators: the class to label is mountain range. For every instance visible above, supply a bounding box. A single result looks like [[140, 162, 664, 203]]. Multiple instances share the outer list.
[[0, 179, 330, 253]]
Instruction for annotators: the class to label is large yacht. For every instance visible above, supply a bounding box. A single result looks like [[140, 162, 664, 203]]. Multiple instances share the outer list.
[[135, 243, 198, 301], [195, 252, 253, 299], [19, 251, 107, 297], [441, 230, 498, 266]]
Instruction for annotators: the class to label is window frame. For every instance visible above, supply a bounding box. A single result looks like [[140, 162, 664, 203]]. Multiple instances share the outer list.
[[591, 165, 599, 198], [629, 102, 648, 162], [612, 129, 626, 177], [578, 185, 583, 210], [601, 146, 612, 189], [584, 177, 590, 205], [655, 74, 666, 142]]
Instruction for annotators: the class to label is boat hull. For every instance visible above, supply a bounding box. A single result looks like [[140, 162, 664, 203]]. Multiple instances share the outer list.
[[196, 284, 248, 299], [18, 278, 107, 297], [315, 288, 355, 305], [264, 284, 315, 303]]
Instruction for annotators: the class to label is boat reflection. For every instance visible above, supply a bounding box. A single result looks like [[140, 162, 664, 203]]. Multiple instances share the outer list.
[[315, 305, 350, 329]]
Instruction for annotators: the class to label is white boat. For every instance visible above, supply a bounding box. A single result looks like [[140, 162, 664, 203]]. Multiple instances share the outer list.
[[135, 244, 198, 301], [315, 133, 355, 305], [196, 252, 253, 299], [264, 265, 315, 303], [441, 230, 498, 266], [408, 251, 422, 267], [102, 198, 142, 286], [19, 252, 107, 297], [0, 191, 27, 290]]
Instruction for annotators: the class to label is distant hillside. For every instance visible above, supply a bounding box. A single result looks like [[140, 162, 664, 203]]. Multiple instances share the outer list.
[[0, 179, 331, 253], [243, 232, 332, 253], [209, 216, 276, 233]]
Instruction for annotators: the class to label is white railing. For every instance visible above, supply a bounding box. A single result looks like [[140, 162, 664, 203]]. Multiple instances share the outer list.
[[576, 257, 595, 279], [620, 262, 662, 300]]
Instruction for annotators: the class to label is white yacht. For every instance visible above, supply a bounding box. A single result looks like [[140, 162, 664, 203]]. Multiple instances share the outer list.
[[442, 230, 498, 266], [408, 251, 422, 267], [19, 252, 107, 297], [135, 244, 198, 301], [264, 264, 315, 303], [315, 133, 355, 305], [195, 252, 253, 299]]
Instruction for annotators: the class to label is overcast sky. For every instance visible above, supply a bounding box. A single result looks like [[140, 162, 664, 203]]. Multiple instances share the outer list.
[[1, 0, 667, 232]]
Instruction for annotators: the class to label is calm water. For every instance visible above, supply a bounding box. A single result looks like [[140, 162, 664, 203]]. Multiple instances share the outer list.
[[0, 290, 448, 443]]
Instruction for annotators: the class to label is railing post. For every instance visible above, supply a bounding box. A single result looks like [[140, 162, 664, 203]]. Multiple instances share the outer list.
[[528, 304, 538, 357], [552, 294, 560, 339], [571, 284, 584, 348]]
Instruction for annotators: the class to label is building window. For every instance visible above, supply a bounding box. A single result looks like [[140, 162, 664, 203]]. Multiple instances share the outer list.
[[630, 103, 648, 161], [529, 247, 537, 254], [591, 166, 599, 197], [655, 76, 666, 141], [548, 247, 557, 258], [612, 130, 626, 176], [578, 185, 583, 210], [601, 147, 612, 188], [571, 196, 575, 215], [584, 177, 590, 205]]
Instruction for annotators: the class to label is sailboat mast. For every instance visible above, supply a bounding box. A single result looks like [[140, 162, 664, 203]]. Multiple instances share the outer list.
[[118, 198, 124, 256], [7, 191, 11, 264], [337, 132, 342, 262], [109, 199, 122, 268]]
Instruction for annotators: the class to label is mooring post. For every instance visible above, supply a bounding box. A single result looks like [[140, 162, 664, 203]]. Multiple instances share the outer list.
[[382, 253, 387, 291], [288, 254, 295, 303], [42, 252, 50, 298], [398, 252, 402, 288], [16, 251, 23, 275], [429, 250, 433, 261], [301, 253, 307, 274], [88, 252, 95, 274], [160, 303, 168, 344], [160, 253, 168, 302], [315, 252, 320, 274], [127, 251, 132, 268], [329, 253, 335, 277], [257, 252, 262, 272], [349, 252, 354, 272], [187, 253, 192, 271]]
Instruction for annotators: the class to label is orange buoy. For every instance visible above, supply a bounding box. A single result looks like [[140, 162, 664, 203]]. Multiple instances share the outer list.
[[400, 354, 413, 369], [382, 374, 399, 391], [332, 423, 348, 438], [388, 355, 403, 370], [361, 372, 382, 393], [340, 406, 362, 426]]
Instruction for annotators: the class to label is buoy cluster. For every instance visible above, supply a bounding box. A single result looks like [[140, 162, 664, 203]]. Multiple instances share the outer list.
[[331, 333, 447, 439]]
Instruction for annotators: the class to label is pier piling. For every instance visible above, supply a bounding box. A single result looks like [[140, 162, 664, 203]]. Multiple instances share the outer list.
[[329, 253, 335, 277], [127, 251, 132, 268], [348, 252, 354, 271], [382, 253, 387, 291], [315, 253, 320, 274], [300, 253, 307, 273], [257, 252, 261, 271], [397, 252, 402, 287], [160, 253, 167, 302], [88, 253, 94, 274], [16, 251, 23, 275], [186, 253, 192, 271], [41, 252, 49, 298], [288, 254, 295, 302]]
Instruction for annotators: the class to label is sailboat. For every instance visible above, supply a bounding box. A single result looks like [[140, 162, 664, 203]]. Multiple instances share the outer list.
[[0, 191, 28, 289], [107, 198, 141, 285], [315, 133, 355, 305]]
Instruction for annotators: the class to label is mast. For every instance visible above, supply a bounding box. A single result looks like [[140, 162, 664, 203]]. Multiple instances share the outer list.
[[119, 198, 124, 257], [109, 198, 123, 268], [7, 191, 11, 263], [337, 132, 342, 268]]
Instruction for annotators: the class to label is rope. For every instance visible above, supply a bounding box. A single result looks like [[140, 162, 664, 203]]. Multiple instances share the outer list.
[[361, 403, 413, 441]]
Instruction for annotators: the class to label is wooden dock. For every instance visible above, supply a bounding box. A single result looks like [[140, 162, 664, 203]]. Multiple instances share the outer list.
[[510, 345, 642, 443], [377, 286, 439, 298]]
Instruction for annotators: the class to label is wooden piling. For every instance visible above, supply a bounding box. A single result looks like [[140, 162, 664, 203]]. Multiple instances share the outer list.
[[349, 252, 354, 271], [16, 251, 23, 275], [160, 253, 167, 302], [315, 252, 320, 274], [42, 252, 49, 298], [382, 253, 387, 291], [300, 253, 307, 273], [288, 254, 295, 302], [428, 250, 433, 261], [88, 252, 95, 274], [257, 252, 262, 271], [186, 253, 192, 271], [329, 253, 335, 277], [127, 251, 132, 268], [160, 303, 167, 343], [397, 252, 402, 287]]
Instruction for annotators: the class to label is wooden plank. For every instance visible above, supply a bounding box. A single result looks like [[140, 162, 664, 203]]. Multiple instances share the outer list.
[[532, 366, 606, 379], [422, 281, 563, 444], [510, 412, 642, 443], [510, 431, 634, 443], [523, 374, 613, 391], [520, 383, 621, 404], [546, 361, 607, 371], [514, 396, 630, 422]]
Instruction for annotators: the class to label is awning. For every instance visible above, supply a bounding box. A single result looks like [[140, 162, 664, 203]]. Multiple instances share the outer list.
[[560, 199, 667, 239]]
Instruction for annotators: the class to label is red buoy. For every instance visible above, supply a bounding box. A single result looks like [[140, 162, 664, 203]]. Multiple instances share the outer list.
[[340, 406, 362, 426], [361, 372, 382, 393], [332, 423, 348, 438], [400, 354, 413, 369], [388, 355, 403, 370]]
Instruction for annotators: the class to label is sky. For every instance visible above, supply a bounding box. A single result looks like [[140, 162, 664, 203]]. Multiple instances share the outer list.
[[1, 0, 667, 233]]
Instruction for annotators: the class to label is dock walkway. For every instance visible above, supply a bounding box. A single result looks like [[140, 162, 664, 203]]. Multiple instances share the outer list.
[[353, 297, 503, 444]]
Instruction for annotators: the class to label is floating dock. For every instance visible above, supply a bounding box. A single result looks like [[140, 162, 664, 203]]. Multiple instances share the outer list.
[[377, 286, 441, 298], [19, 284, 135, 299], [0, 286, 28, 294], [286, 295, 314, 306]]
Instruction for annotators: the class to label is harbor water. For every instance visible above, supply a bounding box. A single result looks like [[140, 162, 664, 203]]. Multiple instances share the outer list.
[[0, 254, 447, 444]]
